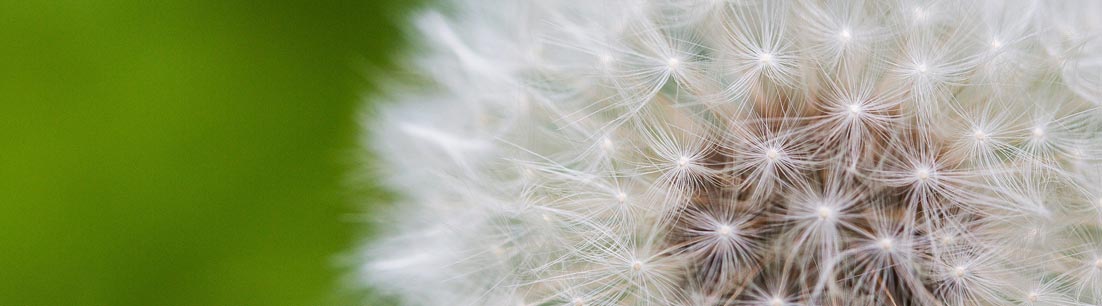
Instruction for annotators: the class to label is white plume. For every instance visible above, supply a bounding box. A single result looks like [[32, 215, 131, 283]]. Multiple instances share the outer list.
[[360, 0, 1102, 305]]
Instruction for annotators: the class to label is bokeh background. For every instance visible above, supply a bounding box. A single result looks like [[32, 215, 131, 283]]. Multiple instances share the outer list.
[[0, 1, 418, 304]]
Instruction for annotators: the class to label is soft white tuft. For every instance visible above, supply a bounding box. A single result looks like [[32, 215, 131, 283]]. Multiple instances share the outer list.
[[360, 0, 1102, 305]]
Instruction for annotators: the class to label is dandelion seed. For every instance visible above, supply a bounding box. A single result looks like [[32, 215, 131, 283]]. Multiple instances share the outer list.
[[1031, 127, 1046, 138], [600, 137, 614, 151], [847, 103, 862, 115], [716, 224, 733, 237], [953, 266, 967, 278], [973, 129, 987, 141], [759, 53, 774, 64], [765, 148, 780, 161], [914, 167, 932, 181], [878, 238, 894, 251], [817, 206, 833, 221]]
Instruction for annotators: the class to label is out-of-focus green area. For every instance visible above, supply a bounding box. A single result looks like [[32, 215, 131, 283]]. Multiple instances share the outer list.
[[0, 1, 416, 305]]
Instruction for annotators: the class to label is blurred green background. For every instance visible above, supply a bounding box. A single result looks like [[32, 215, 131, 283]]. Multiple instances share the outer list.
[[0, 1, 417, 305]]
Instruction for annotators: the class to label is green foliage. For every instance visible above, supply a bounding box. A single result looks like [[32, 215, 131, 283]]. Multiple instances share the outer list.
[[0, 0, 417, 304]]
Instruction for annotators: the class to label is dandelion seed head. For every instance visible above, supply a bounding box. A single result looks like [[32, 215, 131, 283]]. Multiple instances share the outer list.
[[362, 1, 1102, 304]]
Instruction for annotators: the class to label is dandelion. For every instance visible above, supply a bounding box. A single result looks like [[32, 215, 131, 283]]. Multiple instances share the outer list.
[[360, 0, 1102, 305]]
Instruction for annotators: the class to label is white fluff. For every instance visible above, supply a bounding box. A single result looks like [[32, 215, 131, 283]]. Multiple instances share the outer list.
[[360, 0, 1102, 305]]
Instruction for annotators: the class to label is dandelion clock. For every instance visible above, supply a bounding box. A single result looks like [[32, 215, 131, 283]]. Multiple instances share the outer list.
[[358, 0, 1102, 305]]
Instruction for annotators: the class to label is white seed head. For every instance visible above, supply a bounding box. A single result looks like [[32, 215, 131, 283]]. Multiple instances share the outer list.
[[363, 1, 1102, 305]]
